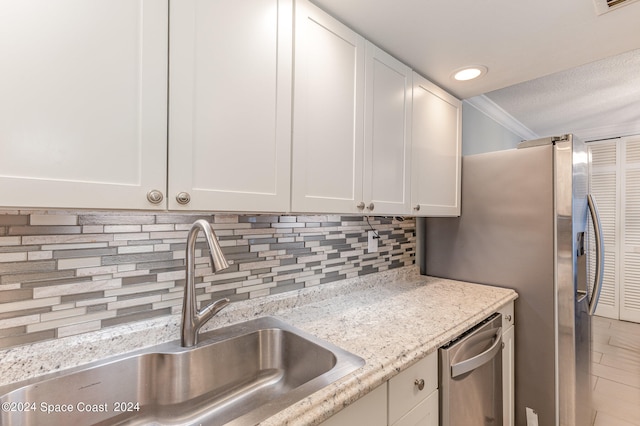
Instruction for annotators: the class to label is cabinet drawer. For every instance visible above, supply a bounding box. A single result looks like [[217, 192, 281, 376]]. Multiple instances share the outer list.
[[393, 389, 438, 426], [321, 384, 387, 426], [497, 301, 514, 330], [388, 351, 437, 425]]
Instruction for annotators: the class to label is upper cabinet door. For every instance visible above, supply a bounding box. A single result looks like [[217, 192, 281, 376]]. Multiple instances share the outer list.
[[0, 0, 168, 210], [292, 0, 365, 214], [363, 43, 412, 216], [168, 0, 293, 212], [411, 72, 462, 216]]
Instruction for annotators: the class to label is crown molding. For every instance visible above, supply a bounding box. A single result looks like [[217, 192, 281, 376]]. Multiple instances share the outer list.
[[464, 95, 539, 141]]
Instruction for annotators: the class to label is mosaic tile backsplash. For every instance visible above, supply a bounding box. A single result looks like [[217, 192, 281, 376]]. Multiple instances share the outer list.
[[0, 211, 416, 349]]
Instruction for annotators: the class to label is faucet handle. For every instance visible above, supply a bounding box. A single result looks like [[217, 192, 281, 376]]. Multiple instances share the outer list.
[[212, 297, 230, 312], [200, 297, 230, 320]]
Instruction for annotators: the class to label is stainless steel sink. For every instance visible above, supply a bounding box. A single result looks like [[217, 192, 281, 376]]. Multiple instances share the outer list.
[[0, 317, 364, 426]]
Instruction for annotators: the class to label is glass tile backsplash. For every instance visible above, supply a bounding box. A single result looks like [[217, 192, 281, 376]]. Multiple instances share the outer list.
[[0, 211, 415, 349]]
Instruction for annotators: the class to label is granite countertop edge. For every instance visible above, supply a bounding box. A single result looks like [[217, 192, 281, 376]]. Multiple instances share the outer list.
[[0, 266, 518, 425]]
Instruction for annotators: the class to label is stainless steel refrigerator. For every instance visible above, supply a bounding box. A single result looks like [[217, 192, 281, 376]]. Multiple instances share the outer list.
[[422, 134, 604, 426]]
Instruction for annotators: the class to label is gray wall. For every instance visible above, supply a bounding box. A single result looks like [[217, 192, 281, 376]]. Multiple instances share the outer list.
[[462, 101, 523, 156]]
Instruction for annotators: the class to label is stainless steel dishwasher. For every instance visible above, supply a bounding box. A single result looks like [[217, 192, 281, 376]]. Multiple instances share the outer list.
[[439, 312, 503, 426]]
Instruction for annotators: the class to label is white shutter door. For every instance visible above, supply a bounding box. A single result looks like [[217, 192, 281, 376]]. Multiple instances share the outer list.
[[588, 141, 619, 319], [621, 137, 640, 322]]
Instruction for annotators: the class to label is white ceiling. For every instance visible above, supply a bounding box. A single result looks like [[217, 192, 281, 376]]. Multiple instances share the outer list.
[[312, 0, 640, 141], [481, 48, 640, 141]]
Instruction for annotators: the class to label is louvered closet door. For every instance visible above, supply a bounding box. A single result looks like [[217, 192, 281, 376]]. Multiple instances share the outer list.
[[621, 137, 640, 322], [588, 141, 619, 319]]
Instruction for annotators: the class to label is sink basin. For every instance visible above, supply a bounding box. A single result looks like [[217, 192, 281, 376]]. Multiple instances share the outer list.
[[0, 317, 364, 426]]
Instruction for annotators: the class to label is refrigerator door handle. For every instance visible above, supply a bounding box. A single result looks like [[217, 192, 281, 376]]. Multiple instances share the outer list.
[[587, 194, 605, 315], [450, 327, 502, 378]]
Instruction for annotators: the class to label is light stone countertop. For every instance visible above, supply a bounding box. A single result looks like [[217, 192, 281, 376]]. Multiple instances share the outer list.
[[0, 266, 517, 425]]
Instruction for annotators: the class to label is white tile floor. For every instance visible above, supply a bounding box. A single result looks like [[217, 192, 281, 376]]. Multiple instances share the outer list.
[[592, 315, 640, 426]]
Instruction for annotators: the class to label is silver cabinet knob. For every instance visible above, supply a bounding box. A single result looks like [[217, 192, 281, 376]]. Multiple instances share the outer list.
[[176, 192, 191, 205], [414, 378, 425, 391], [357, 202, 365, 210], [505, 314, 512, 322], [367, 202, 375, 211], [146, 190, 164, 204], [414, 204, 421, 211]]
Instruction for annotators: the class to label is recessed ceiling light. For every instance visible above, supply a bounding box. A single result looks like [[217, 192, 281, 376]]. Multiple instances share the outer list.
[[451, 65, 488, 81]]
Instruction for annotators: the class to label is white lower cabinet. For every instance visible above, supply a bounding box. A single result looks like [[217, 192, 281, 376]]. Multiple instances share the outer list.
[[320, 384, 387, 426], [502, 325, 515, 426], [321, 351, 438, 426], [393, 389, 438, 426], [320, 304, 515, 426], [498, 301, 515, 426], [388, 351, 438, 425]]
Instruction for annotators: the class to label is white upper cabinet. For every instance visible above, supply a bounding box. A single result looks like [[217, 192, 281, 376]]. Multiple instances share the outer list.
[[363, 43, 412, 216], [292, 0, 413, 216], [0, 0, 168, 210], [292, 0, 365, 214], [168, 0, 293, 212], [0, 0, 460, 216], [411, 73, 462, 216]]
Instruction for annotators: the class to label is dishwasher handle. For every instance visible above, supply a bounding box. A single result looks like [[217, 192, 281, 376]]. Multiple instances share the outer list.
[[451, 327, 502, 378]]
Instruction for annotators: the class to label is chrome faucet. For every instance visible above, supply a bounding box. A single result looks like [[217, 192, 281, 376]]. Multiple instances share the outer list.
[[181, 219, 230, 347]]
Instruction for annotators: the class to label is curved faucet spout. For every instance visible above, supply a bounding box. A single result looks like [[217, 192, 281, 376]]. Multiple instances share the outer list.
[[181, 220, 230, 347]]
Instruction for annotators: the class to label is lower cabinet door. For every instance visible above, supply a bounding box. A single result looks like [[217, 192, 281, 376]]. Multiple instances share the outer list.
[[388, 351, 438, 424], [393, 389, 438, 426], [502, 325, 515, 426], [320, 385, 387, 426]]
